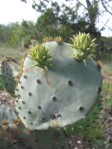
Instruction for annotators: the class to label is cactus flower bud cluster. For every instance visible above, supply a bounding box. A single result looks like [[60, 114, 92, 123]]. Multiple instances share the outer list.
[[29, 43, 52, 69], [71, 32, 97, 63]]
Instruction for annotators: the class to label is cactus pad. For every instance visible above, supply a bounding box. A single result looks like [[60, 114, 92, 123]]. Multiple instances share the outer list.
[[15, 41, 102, 130], [0, 102, 18, 124], [1, 57, 20, 94], [0, 90, 18, 125], [0, 123, 70, 149]]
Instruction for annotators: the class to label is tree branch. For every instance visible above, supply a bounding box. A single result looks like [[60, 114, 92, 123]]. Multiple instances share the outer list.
[[98, 18, 109, 31], [21, 0, 27, 3], [86, 0, 92, 8], [76, 0, 87, 9], [101, 0, 112, 15]]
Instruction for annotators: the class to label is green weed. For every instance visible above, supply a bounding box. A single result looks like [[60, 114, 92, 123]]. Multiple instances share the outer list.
[[64, 104, 103, 139], [0, 47, 25, 61], [65, 81, 112, 145], [101, 81, 112, 108]]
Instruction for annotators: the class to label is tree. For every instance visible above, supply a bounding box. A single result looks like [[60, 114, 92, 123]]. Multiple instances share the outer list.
[[35, 8, 76, 41], [21, 0, 100, 37], [101, 0, 112, 15], [21, 0, 112, 40], [0, 21, 37, 48]]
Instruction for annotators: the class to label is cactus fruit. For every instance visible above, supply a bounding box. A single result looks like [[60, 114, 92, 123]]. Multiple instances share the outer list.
[[1, 57, 20, 94], [15, 34, 102, 131]]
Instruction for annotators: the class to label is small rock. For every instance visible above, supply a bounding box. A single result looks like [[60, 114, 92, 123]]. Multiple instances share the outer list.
[[77, 140, 82, 144], [74, 147, 78, 149]]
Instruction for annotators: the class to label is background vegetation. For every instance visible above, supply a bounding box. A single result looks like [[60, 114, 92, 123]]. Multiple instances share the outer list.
[[0, 0, 112, 52]]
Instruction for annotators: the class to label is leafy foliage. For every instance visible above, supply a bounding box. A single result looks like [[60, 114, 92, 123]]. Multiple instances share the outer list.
[[64, 104, 103, 139], [0, 21, 37, 48], [1, 0, 112, 49], [21, 0, 103, 38]]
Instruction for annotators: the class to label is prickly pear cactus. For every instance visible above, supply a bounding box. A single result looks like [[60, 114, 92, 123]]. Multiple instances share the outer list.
[[0, 93, 69, 149], [1, 57, 20, 94], [0, 103, 17, 123], [0, 91, 19, 126], [15, 34, 102, 131], [0, 123, 70, 149]]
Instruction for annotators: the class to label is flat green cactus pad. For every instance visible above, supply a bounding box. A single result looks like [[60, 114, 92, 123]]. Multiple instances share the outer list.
[[15, 41, 102, 130], [0, 102, 18, 123], [0, 124, 70, 149], [1, 58, 20, 94]]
